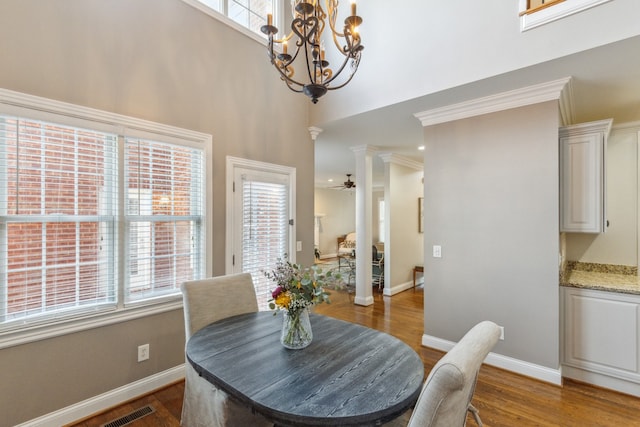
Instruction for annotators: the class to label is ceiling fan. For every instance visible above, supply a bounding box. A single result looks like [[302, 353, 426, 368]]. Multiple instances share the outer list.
[[332, 174, 356, 190]]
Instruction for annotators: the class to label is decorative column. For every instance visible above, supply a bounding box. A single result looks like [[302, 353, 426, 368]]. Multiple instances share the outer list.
[[350, 145, 376, 306]]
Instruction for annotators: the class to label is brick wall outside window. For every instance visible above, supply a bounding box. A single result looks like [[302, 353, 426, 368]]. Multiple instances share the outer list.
[[1, 115, 205, 326]]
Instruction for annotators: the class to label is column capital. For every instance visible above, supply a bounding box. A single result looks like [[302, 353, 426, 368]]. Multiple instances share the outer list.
[[350, 144, 378, 156], [308, 126, 323, 141]]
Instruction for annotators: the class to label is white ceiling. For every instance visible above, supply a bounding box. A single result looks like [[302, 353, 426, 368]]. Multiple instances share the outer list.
[[314, 35, 640, 188]]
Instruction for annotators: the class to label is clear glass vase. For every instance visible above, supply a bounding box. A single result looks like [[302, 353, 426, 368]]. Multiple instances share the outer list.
[[281, 308, 313, 349]]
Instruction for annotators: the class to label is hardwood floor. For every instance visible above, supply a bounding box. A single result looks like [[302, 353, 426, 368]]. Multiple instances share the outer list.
[[69, 286, 640, 427]]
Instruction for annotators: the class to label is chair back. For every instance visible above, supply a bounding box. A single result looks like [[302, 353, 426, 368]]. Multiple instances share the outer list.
[[181, 272, 259, 340], [407, 321, 500, 427]]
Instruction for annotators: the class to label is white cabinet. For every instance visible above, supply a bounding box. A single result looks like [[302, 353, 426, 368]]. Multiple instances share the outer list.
[[561, 287, 640, 397], [559, 119, 612, 233]]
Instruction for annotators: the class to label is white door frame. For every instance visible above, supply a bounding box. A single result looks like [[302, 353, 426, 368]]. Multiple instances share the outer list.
[[225, 156, 297, 274]]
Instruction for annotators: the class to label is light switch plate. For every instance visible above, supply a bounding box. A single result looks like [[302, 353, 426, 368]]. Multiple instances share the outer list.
[[433, 245, 442, 258]]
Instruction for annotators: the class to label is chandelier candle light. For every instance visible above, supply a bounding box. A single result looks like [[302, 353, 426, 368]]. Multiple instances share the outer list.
[[261, 0, 364, 104]]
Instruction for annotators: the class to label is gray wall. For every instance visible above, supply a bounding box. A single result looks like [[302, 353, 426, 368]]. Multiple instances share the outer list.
[[422, 101, 560, 369], [0, 1, 312, 425]]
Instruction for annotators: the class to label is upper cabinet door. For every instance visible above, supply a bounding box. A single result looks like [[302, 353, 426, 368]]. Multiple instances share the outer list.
[[560, 119, 612, 233]]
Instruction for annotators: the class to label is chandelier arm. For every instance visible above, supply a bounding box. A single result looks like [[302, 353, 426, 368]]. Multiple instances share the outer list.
[[326, 0, 349, 53], [326, 61, 358, 90], [272, 58, 309, 91], [262, 0, 363, 103], [283, 78, 305, 94], [321, 51, 358, 87], [341, 26, 362, 56], [302, 23, 319, 85], [274, 33, 293, 44], [266, 35, 309, 90]]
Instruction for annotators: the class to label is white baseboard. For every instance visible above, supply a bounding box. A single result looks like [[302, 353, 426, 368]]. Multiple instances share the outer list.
[[562, 364, 640, 397], [383, 280, 415, 296], [422, 334, 562, 386], [17, 364, 186, 427]]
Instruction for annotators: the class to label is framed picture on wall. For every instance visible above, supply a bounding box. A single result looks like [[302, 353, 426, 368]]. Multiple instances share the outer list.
[[418, 197, 424, 233]]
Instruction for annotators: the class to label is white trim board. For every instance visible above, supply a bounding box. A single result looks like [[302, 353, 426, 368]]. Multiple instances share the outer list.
[[519, 0, 613, 32], [16, 365, 185, 427], [383, 280, 417, 297], [422, 334, 562, 386], [414, 77, 574, 128], [562, 364, 640, 398]]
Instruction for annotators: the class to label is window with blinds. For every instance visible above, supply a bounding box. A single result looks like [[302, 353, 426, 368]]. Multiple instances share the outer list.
[[0, 104, 207, 333], [125, 137, 204, 303], [0, 117, 118, 324], [241, 176, 289, 309]]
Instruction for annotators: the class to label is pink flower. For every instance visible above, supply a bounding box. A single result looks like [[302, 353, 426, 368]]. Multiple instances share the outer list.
[[272, 286, 284, 299]]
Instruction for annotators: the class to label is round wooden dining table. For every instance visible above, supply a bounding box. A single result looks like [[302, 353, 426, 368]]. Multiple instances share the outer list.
[[186, 311, 425, 426]]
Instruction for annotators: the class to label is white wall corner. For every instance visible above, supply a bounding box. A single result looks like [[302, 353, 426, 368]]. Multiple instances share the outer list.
[[413, 77, 574, 127]]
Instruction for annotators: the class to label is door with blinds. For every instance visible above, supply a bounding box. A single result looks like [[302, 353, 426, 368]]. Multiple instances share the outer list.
[[229, 159, 296, 309]]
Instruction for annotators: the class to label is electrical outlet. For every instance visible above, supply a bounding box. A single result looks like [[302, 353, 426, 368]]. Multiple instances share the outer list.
[[138, 343, 150, 362], [499, 326, 505, 341]]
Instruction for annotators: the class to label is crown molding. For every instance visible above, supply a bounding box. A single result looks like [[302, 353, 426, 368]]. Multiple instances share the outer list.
[[378, 152, 423, 171], [350, 144, 378, 156], [414, 77, 574, 127]]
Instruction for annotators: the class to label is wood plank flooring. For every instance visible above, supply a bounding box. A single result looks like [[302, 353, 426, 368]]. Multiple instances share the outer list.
[[69, 285, 640, 427]]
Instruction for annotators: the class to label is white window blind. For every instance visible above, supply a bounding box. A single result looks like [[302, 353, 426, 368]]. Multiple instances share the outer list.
[[241, 176, 289, 308], [125, 137, 204, 303], [0, 116, 118, 325], [0, 89, 209, 345]]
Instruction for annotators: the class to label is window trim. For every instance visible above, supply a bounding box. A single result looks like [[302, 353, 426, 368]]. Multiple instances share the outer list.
[[519, 0, 613, 31], [0, 88, 213, 350], [181, 0, 282, 46]]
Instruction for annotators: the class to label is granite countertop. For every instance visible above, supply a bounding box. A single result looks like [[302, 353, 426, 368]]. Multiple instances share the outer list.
[[561, 262, 640, 295]]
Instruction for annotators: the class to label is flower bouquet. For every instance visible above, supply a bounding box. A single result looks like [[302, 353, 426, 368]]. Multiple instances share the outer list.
[[265, 258, 341, 349]]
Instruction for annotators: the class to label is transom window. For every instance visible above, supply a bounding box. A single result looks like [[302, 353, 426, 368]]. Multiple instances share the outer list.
[[185, 0, 276, 39]]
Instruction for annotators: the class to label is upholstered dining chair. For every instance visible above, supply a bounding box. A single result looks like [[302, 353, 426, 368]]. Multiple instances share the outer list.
[[181, 273, 272, 427], [406, 321, 501, 427]]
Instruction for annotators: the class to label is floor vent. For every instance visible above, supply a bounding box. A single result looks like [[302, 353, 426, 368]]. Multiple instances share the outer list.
[[100, 404, 155, 427]]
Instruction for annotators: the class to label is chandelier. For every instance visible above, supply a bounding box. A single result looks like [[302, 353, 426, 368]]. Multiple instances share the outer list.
[[261, 1, 364, 104]]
